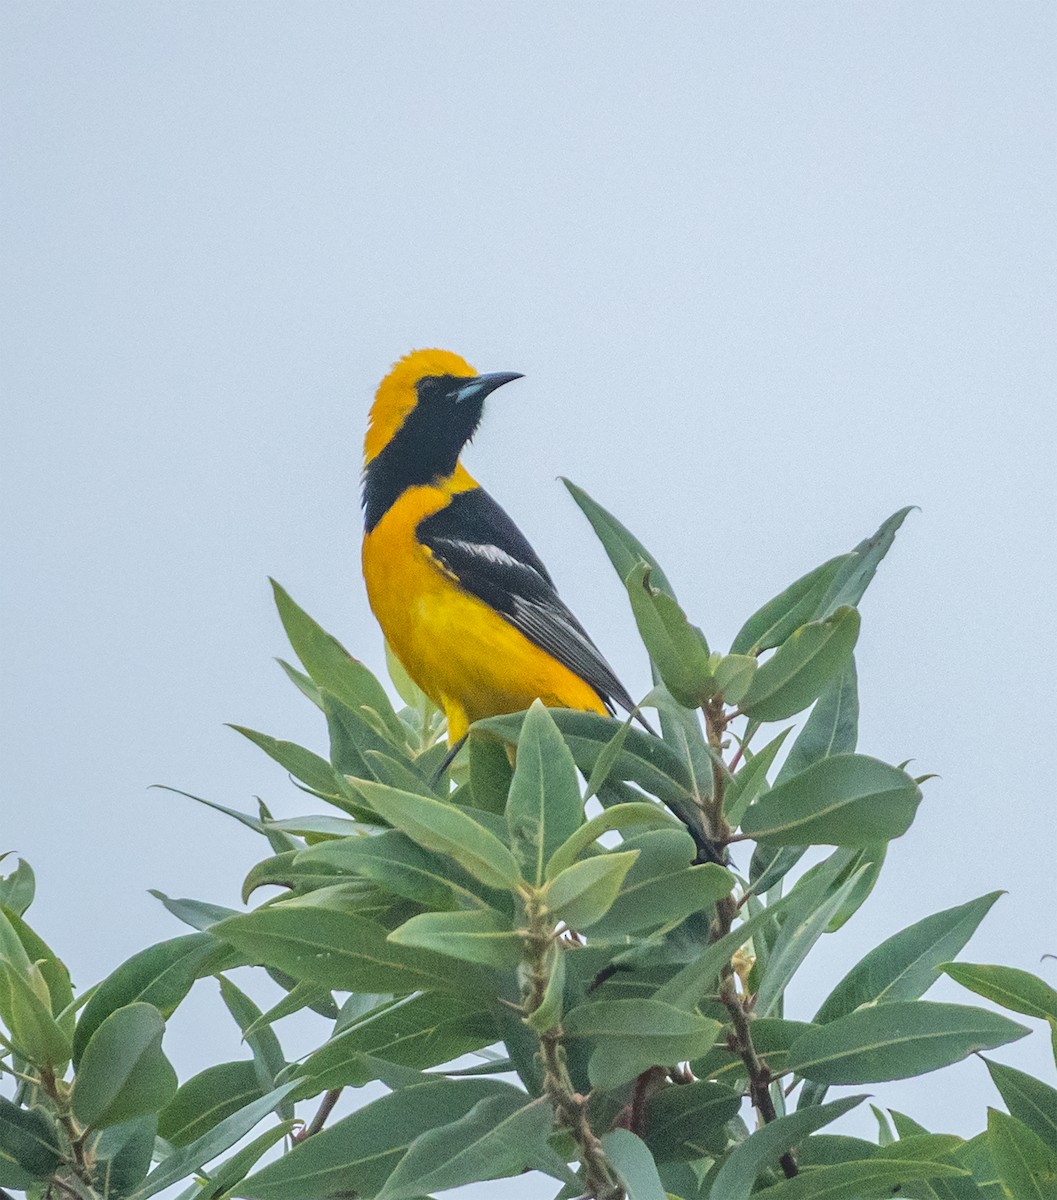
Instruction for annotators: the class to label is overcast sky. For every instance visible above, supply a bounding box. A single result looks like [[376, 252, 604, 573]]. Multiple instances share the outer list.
[[2, 3, 1054, 1193]]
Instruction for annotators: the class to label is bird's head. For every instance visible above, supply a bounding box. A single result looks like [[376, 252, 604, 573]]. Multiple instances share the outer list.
[[362, 348, 523, 529]]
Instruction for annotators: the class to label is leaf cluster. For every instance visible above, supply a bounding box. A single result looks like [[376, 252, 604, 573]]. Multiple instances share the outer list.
[[1, 488, 1054, 1200]]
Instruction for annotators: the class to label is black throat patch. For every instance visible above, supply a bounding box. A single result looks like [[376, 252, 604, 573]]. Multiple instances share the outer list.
[[362, 376, 484, 532]]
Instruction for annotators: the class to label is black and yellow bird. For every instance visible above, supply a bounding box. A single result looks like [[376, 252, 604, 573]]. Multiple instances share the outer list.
[[361, 348, 638, 749]]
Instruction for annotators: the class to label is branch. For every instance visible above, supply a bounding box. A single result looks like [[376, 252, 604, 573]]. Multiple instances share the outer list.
[[522, 891, 624, 1200], [703, 707, 798, 1180]]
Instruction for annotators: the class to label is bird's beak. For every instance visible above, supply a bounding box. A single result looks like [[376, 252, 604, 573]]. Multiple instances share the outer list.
[[454, 372, 524, 404]]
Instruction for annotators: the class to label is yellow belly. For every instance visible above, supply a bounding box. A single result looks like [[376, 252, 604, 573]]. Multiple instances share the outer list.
[[362, 482, 606, 743]]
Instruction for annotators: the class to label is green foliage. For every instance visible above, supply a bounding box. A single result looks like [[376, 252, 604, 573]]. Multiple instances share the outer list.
[[0, 491, 1051, 1200]]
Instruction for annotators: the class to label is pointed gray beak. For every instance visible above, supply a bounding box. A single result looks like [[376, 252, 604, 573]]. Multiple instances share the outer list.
[[454, 372, 524, 404]]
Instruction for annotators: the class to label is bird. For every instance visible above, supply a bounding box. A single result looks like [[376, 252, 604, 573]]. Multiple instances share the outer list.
[[361, 348, 640, 752]]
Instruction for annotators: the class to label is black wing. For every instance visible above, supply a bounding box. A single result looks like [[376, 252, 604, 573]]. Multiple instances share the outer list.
[[417, 487, 636, 715]]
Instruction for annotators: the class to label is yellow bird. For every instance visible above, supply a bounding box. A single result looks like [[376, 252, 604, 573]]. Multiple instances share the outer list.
[[361, 349, 638, 748]]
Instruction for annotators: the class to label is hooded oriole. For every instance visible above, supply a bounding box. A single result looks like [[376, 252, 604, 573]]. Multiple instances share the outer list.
[[361, 349, 638, 747]]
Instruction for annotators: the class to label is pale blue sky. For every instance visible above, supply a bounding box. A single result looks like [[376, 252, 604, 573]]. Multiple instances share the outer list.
[[2, 2, 1054, 1190]]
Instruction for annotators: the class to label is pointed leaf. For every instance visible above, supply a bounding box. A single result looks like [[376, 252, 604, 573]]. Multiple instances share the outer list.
[[353, 780, 522, 890], [544, 850, 639, 930], [788, 1001, 1030, 1084], [0, 858, 35, 917], [563, 999, 722, 1088], [625, 562, 712, 706], [812, 507, 916, 618], [0, 1095, 62, 1186], [731, 555, 847, 656], [270, 580, 406, 745], [377, 1092, 572, 1198], [985, 1059, 1057, 1153], [741, 754, 921, 846], [750, 1158, 968, 1198], [295, 992, 497, 1091], [237, 1078, 521, 1200], [642, 1080, 741, 1161], [562, 477, 677, 594], [133, 1082, 299, 1200], [389, 908, 523, 968], [157, 1061, 263, 1146], [742, 607, 860, 722], [478, 708, 695, 816], [545, 802, 683, 881], [73, 934, 220, 1065], [215, 899, 483, 995], [776, 656, 859, 785], [505, 700, 583, 885], [987, 1108, 1057, 1200], [941, 963, 1057, 1022], [815, 892, 1003, 1024], [710, 1094, 867, 1200]]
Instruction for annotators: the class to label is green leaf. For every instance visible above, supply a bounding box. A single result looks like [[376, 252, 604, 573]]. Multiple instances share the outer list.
[[812, 507, 916, 618], [353, 780, 522, 890], [0, 960, 71, 1067], [776, 656, 859, 785], [731, 555, 846, 656], [0, 907, 73, 1021], [642, 1080, 741, 1161], [988, 1108, 1057, 1200], [467, 734, 514, 814], [181, 1120, 296, 1200], [87, 1115, 158, 1199], [714, 653, 758, 705], [0, 1095, 62, 1186], [561, 477, 677, 595], [237, 1078, 521, 1200], [600, 1129, 667, 1200], [710, 1094, 867, 1200], [625, 562, 712, 706], [389, 908, 523, 968], [294, 992, 497, 1091], [72, 1003, 178, 1129], [544, 850, 640, 930], [151, 786, 298, 850], [563, 999, 721, 1089], [985, 1058, 1057, 1152], [692, 1017, 816, 1085], [740, 754, 921, 846], [479, 708, 696, 818], [724, 727, 792, 826], [787, 1001, 1030, 1084], [149, 892, 237, 931], [73, 933, 220, 1065], [0, 857, 35, 917], [653, 893, 795, 1011], [217, 977, 288, 1110], [586, 830, 733, 937], [741, 606, 860, 722], [545, 802, 683, 881], [377, 1092, 572, 1198], [754, 1159, 969, 1199], [296, 829, 492, 911], [505, 700, 584, 886], [215, 897, 481, 995], [526, 941, 566, 1033], [754, 863, 870, 1019], [941, 963, 1057, 1022], [157, 1060, 263, 1146], [815, 892, 1003, 1024], [133, 1082, 299, 1200], [270, 579, 407, 746], [228, 726, 352, 800], [276, 655, 323, 708]]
